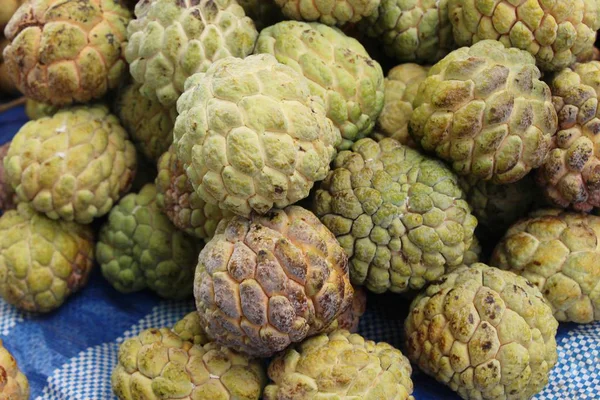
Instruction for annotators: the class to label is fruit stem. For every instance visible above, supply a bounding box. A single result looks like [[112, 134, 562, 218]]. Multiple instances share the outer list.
[[0, 96, 26, 114]]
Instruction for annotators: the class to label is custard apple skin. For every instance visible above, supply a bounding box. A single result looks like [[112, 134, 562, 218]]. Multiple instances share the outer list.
[[254, 21, 384, 150], [313, 138, 478, 294], [173, 54, 340, 218], [449, 0, 600, 72], [361, 0, 454, 63], [0, 203, 95, 313], [194, 206, 354, 357], [172, 312, 211, 345], [97, 184, 201, 300], [0, 339, 29, 399], [537, 62, 600, 212], [405, 263, 558, 400], [156, 146, 233, 240], [3, 0, 131, 106], [458, 174, 537, 233], [274, 0, 379, 26], [112, 328, 266, 400], [0, 142, 16, 212], [491, 209, 600, 324], [4, 105, 137, 224], [264, 329, 415, 400], [125, 0, 258, 108], [115, 83, 177, 162], [372, 64, 429, 148], [409, 40, 558, 184], [323, 286, 366, 333], [24, 99, 59, 120]]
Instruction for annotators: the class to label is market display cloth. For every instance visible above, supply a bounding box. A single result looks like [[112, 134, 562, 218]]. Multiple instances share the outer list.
[[1, 106, 598, 400]]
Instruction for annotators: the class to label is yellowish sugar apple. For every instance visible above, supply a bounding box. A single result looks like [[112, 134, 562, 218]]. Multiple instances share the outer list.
[[3, 0, 131, 106], [0, 203, 95, 313], [373, 63, 429, 147], [405, 263, 558, 400], [449, 0, 600, 72], [274, 0, 380, 26], [409, 40, 558, 184], [537, 62, 600, 212], [264, 330, 415, 400], [125, 0, 258, 108], [156, 145, 233, 240], [313, 138, 479, 294], [0, 339, 29, 399], [173, 54, 340, 218], [194, 206, 354, 357], [112, 328, 266, 400], [254, 21, 384, 150], [4, 105, 137, 224], [97, 184, 201, 300], [115, 83, 177, 162], [361, 0, 455, 63], [172, 311, 211, 345], [491, 209, 600, 324]]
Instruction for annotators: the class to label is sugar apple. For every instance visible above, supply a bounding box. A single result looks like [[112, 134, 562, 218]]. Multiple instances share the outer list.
[[274, 0, 380, 26], [372, 63, 429, 147], [0, 203, 95, 313], [313, 137, 478, 294], [125, 0, 258, 108], [459, 174, 537, 233], [323, 286, 366, 333], [264, 329, 415, 400], [115, 83, 177, 162], [173, 54, 340, 218], [3, 0, 131, 106], [405, 263, 558, 400], [4, 105, 137, 224], [237, 0, 283, 29], [536, 62, 600, 212], [491, 209, 600, 324], [172, 311, 211, 345], [254, 21, 384, 150], [24, 99, 59, 120], [360, 0, 454, 63], [0, 142, 16, 212], [156, 145, 233, 240], [0, 339, 29, 399], [194, 206, 354, 357], [112, 328, 266, 400], [448, 0, 600, 72], [97, 184, 202, 300], [409, 40, 558, 184]]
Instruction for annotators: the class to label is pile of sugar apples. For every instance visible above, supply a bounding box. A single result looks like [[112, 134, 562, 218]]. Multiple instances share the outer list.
[[1, 0, 600, 398]]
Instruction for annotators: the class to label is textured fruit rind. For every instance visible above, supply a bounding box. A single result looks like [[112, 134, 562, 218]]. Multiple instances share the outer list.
[[3, 0, 131, 105], [537, 62, 600, 212], [172, 311, 211, 345], [275, 0, 379, 26], [97, 184, 201, 300], [313, 137, 478, 294], [115, 83, 177, 162], [372, 63, 429, 147], [254, 21, 384, 150], [491, 209, 600, 324], [0, 203, 95, 313], [0, 339, 30, 399], [194, 206, 354, 357], [25, 99, 59, 120], [449, 0, 600, 72], [323, 286, 366, 333], [405, 263, 558, 400], [125, 0, 258, 107], [362, 0, 454, 63], [156, 145, 233, 240], [409, 40, 558, 184], [264, 329, 415, 400], [112, 328, 266, 400], [173, 54, 340, 218], [4, 105, 137, 224]]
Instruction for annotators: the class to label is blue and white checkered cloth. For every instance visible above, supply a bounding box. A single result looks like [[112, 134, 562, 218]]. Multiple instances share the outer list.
[[1, 106, 599, 400]]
